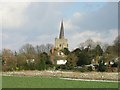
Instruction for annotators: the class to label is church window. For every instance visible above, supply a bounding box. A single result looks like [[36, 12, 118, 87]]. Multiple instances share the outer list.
[[59, 44, 61, 47]]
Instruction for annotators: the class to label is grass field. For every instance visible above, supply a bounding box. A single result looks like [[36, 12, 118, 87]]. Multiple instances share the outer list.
[[2, 76, 118, 88]]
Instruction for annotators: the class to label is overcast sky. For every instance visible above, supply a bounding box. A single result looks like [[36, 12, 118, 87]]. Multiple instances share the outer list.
[[1, 2, 118, 51]]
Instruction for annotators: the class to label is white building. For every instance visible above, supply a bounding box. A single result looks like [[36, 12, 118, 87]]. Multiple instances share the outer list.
[[57, 60, 67, 65]]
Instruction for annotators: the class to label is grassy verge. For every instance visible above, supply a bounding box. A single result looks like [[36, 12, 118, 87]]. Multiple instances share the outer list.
[[2, 76, 118, 88]]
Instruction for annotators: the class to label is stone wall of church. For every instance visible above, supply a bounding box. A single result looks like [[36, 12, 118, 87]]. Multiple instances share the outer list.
[[55, 38, 68, 50]]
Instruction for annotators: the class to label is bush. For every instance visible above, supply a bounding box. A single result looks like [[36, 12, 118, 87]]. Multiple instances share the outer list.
[[74, 66, 88, 72], [106, 67, 118, 72], [98, 65, 107, 72], [87, 66, 94, 71], [79, 68, 88, 72], [38, 58, 46, 70]]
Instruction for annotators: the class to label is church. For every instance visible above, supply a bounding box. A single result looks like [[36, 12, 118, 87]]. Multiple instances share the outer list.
[[55, 21, 68, 50], [50, 21, 68, 65]]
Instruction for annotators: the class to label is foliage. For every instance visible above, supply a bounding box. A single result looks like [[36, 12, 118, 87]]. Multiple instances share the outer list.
[[71, 48, 81, 56], [2, 35, 119, 72], [55, 65, 67, 70], [66, 53, 78, 70], [37, 52, 52, 70], [39, 58, 46, 70], [77, 52, 91, 66], [2, 49, 17, 71], [97, 56, 107, 72], [61, 48, 70, 55], [94, 45, 103, 56], [74, 67, 89, 72], [2, 43, 53, 71]]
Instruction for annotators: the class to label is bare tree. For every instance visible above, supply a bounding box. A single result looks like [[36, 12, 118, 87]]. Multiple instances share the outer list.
[[35, 44, 45, 54], [45, 43, 54, 54], [79, 42, 84, 50], [35, 43, 53, 54], [101, 43, 109, 52], [79, 39, 99, 49], [19, 43, 36, 59], [114, 35, 120, 45]]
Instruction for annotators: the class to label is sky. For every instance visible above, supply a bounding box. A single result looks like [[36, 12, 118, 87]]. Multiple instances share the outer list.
[[1, 1, 118, 51]]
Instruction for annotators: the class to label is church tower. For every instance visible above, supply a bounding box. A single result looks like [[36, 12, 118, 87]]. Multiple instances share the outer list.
[[55, 21, 68, 50]]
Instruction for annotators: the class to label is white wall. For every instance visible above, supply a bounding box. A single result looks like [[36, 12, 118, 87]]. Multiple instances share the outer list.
[[57, 60, 67, 65]]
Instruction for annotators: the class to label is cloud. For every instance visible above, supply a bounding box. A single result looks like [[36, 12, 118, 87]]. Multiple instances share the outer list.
[[0, 2, 31, 28], [73, 12, 81, 19], [0, 32, 2, 50], [67, 30, 102, 50], [2, 2, 64, 50], [67, 29, 118, 50], [62, 2, 118, 50], [102, 29, 118, 45], [1, 2, 118, 51], [2, 32, 28, 50], [79, 31, 101, 41], [65, 2, 118, 32]]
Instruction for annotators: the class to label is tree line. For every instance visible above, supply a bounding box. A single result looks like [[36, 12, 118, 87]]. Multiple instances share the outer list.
[[2, 43, 53, 71], [1, 35, 120, 72], [60, 36, 119, 72]]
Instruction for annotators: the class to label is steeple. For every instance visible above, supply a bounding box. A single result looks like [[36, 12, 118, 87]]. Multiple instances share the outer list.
[[55, 20, 68, 50], [59, 21, 64, 39]]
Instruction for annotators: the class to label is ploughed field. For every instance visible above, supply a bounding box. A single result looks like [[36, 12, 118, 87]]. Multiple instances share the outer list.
[[2, 76, 118, 88]]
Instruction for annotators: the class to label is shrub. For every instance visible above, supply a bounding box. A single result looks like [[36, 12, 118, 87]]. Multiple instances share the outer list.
[[79, 68, 88, 72], [74, 66, 88, 72], [98, 65, 107, 72]]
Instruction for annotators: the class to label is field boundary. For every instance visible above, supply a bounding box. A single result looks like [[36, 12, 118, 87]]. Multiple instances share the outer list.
[[60, 78, 119, 82], [2, 70, 119, 81]]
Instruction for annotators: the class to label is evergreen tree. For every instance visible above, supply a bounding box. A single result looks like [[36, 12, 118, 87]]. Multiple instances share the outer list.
[[39, 58, 46, 70], [77, 52, 91, 66], [94, 45, 103, 56], [66, 53, 78, 70]]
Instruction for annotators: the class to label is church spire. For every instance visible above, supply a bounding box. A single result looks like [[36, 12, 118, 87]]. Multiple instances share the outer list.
[[59, 20, 64, 39]]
